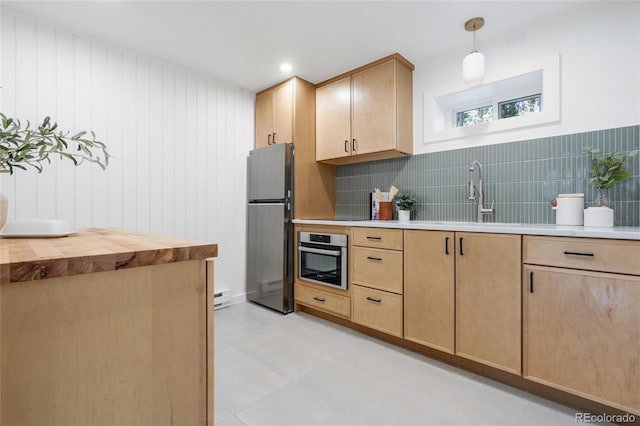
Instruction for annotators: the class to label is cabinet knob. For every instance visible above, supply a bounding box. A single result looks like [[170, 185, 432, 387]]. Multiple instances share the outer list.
[[344, 140, 349, 153], [272, 132, 277, 144], [352, 138, 357, 152], [267, 134, 272, 145]]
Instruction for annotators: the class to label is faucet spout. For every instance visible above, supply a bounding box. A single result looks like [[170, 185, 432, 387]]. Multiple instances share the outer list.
[[468, 160, 494, 222], [469, 160, 483, 179]]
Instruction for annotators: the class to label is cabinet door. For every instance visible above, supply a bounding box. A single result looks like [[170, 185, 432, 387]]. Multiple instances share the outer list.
[[352, 246, 403, 294], [352, 285, 403, 338], [404, 230, 455, 354], [295, 283, 350, 319], [351, 60, 396, 155], [455, 232, 521, 374], [316, 77, 351, 161], [255, 90, 273, 148], [523, 265, 640, 414], [273, 81, 293, 144]]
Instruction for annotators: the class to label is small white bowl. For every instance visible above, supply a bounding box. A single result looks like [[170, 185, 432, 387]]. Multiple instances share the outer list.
[[0, 219, 75, 237]]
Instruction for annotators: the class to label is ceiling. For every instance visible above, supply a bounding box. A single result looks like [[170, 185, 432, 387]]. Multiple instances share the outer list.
[[3, 1, 588, 92]]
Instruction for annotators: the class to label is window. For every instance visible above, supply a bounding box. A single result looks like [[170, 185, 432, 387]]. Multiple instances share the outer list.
[[454, 93, 542, 128], [499, 94, 541, 119], [456, 105, 493, 127]]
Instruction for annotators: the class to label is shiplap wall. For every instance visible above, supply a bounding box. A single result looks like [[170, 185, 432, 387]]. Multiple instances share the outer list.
[[1, 9, 254, 298]]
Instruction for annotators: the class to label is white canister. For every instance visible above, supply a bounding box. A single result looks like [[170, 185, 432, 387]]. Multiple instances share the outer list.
[[552, 194, 584, 226]]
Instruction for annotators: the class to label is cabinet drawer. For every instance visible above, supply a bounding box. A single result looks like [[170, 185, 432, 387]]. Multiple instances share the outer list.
[[524, 236, 640, 275], [295, 283, 350, 319], [352, 285, 403, 337], [352, 247, 403, 294], [352, 227, 403, 250]]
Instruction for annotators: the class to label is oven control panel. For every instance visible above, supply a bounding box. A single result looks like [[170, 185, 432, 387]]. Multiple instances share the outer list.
[[310, 234, 331, 244]]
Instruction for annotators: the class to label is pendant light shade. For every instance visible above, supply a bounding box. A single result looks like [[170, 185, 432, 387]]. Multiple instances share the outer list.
[[463, 51, 485, 83], [463, 17, 485, 84]]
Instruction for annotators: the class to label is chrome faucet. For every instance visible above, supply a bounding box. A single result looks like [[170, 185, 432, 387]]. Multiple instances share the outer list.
[[468, 160, 495, 222]]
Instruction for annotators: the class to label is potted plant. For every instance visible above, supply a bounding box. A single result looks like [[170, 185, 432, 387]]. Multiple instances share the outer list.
[[583, 147, 638, 227], [394, 192, 417, 222], [0, 113, 110, 229]]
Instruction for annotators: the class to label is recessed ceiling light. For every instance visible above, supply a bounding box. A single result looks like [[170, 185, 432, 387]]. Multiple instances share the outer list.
[[280, 63, 292, 72]]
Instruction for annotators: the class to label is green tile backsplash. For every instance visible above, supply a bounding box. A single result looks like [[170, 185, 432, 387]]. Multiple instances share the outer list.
[[335, 125, 640, 226]]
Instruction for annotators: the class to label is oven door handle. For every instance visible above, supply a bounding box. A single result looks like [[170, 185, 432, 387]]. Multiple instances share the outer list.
[[297, 246, 341, 257]]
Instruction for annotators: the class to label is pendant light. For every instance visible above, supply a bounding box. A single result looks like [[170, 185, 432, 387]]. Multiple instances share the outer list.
[[463, 17, 485, 84]]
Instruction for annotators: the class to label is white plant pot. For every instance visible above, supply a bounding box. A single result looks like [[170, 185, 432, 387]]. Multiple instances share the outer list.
[[583, 206, 614, 228], [398, 209, 411, 223]]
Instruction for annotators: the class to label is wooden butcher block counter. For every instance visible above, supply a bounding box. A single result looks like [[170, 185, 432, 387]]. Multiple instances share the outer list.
[[0, 228, 217, 426]]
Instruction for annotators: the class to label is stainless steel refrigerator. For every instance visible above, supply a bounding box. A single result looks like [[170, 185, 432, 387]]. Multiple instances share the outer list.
[[246, 143, 294, 314]]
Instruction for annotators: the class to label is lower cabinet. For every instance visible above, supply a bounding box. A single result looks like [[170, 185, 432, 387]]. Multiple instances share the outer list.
[[296, 226, 640, 415], [352, 285, 403, 338], [294, 283, 350, 319], [352, 246, 403, 293], [403, 230, 455, 353], [523, 265, 640, 415], [455, 232, 522, 374]]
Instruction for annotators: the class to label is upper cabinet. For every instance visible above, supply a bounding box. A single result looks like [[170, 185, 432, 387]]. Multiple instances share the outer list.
[[255, 81, 293, 148], [316, 54, 414, 164]]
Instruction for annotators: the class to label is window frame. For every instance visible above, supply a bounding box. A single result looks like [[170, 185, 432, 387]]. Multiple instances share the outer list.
[[425, 55, 560, 144]]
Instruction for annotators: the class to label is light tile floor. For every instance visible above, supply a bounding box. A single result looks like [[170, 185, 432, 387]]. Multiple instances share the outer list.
[[214, 302, 608, 426]]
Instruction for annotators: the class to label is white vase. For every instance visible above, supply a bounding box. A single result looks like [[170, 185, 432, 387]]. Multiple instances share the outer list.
[[0, 193, 7, 231], [583, 206, 614, 228], [398, 209, 411, 223]]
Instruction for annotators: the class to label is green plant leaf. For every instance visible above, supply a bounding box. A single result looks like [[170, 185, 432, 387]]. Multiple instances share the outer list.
[[0, 114, 109, 174]]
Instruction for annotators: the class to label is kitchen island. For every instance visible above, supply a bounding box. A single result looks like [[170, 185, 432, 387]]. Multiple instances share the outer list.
[[0, 228, 217, 426]]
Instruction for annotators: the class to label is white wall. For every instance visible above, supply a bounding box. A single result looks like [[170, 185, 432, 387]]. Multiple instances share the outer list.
[[414, 2, 640, 154], [0, 9, 254, 300]]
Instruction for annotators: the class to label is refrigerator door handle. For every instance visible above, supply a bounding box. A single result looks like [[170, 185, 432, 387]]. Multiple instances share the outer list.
[[283, 229, 288, 276]]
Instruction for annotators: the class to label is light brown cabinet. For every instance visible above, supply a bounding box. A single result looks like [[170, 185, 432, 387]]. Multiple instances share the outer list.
[[352, 246, 403, 293], [315, 76, 351, 161], [0, 231, 216, 426], [403, 230, 455, 354], [352, 285, 403, 338], [294, 282, 350, 319], [316, 54, 414, 164], [255, 81, 293, 148], [352, 227, 403, 250], [351, 227, 403, 336], [293, 224, 351, 319], [523, 236, 640, 415], [455, 232, 521, 374]]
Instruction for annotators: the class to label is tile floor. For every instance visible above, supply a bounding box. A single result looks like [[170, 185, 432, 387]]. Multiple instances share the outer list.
[[214, 302, 607, 426]]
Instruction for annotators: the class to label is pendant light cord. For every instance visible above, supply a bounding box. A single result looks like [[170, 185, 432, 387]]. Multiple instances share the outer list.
[[472, 28, 476, 53]]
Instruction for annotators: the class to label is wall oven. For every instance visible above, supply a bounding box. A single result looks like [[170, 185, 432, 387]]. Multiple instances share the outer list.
[[297, 231, 348, 290]]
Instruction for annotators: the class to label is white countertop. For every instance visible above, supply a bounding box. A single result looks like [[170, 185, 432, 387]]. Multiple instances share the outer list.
[[293, 219, 640, 240]]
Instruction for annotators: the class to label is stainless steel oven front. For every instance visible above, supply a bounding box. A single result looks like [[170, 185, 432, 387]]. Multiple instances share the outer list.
[[297, 231, 348, 290]]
